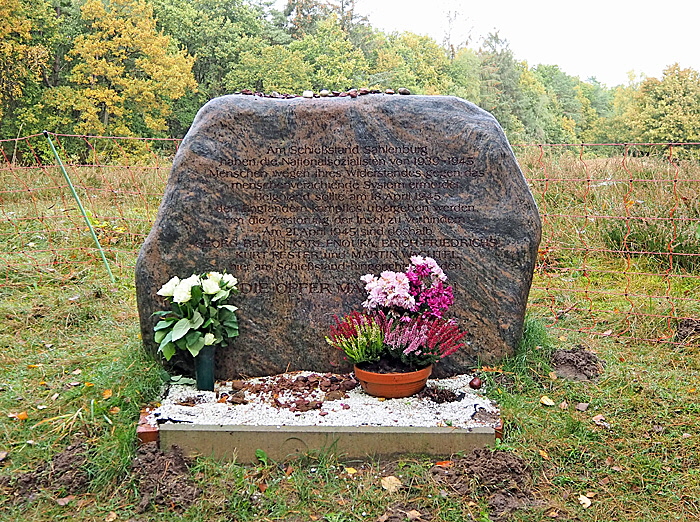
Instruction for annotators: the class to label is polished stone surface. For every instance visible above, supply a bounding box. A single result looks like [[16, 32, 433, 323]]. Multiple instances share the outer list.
[[135, 94, 541, 378]]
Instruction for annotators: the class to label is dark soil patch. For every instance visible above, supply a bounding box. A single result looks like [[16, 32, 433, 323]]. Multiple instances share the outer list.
[[551, 345, 603, 381], [677, 318, 700, 342], [417, 385, 463, 403], [357, 358, 426, 374], [131, 443, 200, 513], [0, 438, 90, 502], [429, 448, 532, 519]]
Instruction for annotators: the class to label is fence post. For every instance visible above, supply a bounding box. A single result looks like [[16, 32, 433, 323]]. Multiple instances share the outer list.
[[43, 130, 116, 284]]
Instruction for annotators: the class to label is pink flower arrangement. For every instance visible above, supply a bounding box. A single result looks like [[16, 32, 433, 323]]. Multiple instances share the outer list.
[[327, 256, 466, 370], [361, 256, 454, 320]]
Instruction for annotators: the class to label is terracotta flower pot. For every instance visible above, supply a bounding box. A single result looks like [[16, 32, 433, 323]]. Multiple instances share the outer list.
[[353, 364, 432, 399]]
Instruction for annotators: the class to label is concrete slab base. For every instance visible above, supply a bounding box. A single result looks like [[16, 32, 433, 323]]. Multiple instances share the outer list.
[[158, 423, 498, 463]]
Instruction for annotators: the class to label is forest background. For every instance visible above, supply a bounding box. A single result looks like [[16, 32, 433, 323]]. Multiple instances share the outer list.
[[1, 0, 699, 146]]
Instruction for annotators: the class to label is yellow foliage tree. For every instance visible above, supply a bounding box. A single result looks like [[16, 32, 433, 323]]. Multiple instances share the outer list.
[[0, 0, 48, 124], [44, 0, 195, 136]]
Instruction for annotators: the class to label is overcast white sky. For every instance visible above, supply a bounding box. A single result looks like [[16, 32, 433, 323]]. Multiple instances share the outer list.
[[279, 0, 700, 87]]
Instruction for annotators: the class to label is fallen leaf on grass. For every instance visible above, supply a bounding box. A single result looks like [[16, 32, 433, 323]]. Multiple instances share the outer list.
[[592, 414, 611, 428], [405, 509, 423, 520], [576, 403, 589, 411], [540, 396, 555, 406], [381, 475, 402, 493], [344, 467, 357, 475], [548, 372, 558, 381], [71, 369, 82, 375], [56, 495, 75, 506], [539, 449, 550, 460], [545, 508, 559, 518], [0, 451, 8, 462], [257, 482, 268, 493], [8, 411, 28, 421], [109, 407, 120, 414], [578, 494, 592, 508], [51, 393, 60, 401], [102, 389, 113, 399], [434, 460, 453, 468], [105, 511, 118, 522], [559, 401, 568, 410]]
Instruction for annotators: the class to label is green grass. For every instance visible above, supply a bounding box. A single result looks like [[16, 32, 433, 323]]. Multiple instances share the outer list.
[[1, 273, 699, 520], [1, 144, 699, 520]]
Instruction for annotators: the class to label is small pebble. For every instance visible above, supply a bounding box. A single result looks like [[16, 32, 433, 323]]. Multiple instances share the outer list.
[[385, 89, 395, 95], [319, 89, 330, 97], [398, 87, 411, 95], [302, 90, 314, 98]]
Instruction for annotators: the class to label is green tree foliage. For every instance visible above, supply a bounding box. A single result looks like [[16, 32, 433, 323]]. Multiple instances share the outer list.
[[226, 45, 312, 93], [631, 64, 700, 143], [4, 0, 700, 145], [288, 15, 366, 90], [40, 0, 196, 137], [368, 32, 450, 94]]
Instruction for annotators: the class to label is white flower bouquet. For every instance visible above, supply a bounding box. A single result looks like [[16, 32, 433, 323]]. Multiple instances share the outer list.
[[153, 271, 240, 360]]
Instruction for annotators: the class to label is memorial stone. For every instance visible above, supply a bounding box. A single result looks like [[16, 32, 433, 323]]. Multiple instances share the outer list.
[[136, 94, 541, 378]]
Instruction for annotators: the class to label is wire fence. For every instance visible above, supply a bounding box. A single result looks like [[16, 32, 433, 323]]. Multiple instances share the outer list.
[[1, 133, 699, 346]]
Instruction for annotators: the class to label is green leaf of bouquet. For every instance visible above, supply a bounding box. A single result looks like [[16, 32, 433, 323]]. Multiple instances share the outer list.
[[187, 337, 205, 357], [190, 310, 204, 330], [154, 319, 175, 331], [212, 289, 229, 302], [185, 330, 204, 349], [191, 285, 203, 303], [158, 330, 173, 349], [202, 318, 213, 328], [152, 310, 171, 317], [160, 342, 176, 361], [220, 304, 238, 312], [154, 330, 167, 343], [171, 317, 191, 341]]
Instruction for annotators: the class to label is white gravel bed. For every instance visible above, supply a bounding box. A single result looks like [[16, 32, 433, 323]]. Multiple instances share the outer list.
[[149, 372, 500, 431]]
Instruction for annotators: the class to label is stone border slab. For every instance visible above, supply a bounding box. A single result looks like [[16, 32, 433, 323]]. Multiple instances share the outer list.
[[158, 423, 499, 463]]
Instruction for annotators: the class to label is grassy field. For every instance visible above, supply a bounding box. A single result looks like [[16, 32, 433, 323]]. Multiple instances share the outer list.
[[1, 144, 699, 520]]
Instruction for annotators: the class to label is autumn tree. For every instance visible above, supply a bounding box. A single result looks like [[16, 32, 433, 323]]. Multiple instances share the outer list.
[[0, 0, 49, 130], [39, 0, 196, 137]]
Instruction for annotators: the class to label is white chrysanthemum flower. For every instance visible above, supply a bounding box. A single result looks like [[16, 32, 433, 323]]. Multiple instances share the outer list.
[[201, 277, 220, 294], [157, 276, 180, 297], [222, 273, 238, 289], [173, 274, 200, 304], [207, 271, 223, 284]]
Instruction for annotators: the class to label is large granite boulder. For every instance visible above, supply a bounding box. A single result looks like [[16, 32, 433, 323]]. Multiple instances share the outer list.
[[135, 94, 541, 378]]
